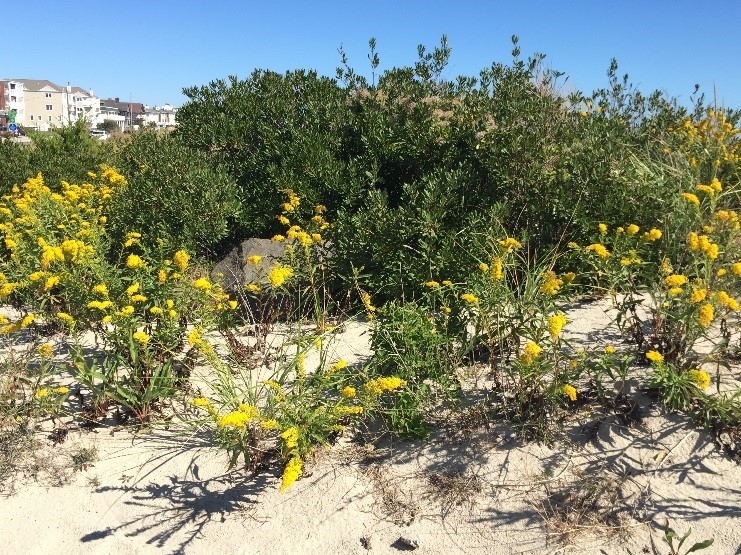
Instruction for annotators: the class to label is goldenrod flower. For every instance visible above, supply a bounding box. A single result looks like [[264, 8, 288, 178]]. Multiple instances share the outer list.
[[193, 277, 212, 291], [56, 312, 75, 325], [548, 313, 567, 341], [681, 192, 700, 206], [696, 184, 715, 196], [687, 369, 711, 389], [268, 265, 293, 288], [54, 386, 69, 395], [280, 456, 303, 492], [93, 283, 109, 296], [173, 250, 190, 271], [644, 228, 662, 241], [44, 275, 60, 290], [424, 280, 440, 288], [327, 359, 348, 375], [441, 306, 451, 314], [585, 243, 610, 259], [441, 280, 453, 287], [491, 258, 504, 280], [38, 343, 54, 358], [598, 223, 607, 235], [245, 283, 261, 293], [626, 224, 640, 236], [277, 215, 290, 226], [281, 426, 299, 449], [668, 287, 683, 297], [119, 305, 135, 316], [519, 341, 542, 365], [35, 388, 48, 399], [717, 268, 728, 277], [540, 271, 564, 295], [664, 274, 688, 288], [365, 376, 406, 395], [341, 386, 356, 398], [478, 262, 489, 273], [132, 331, 149, 344], [260, 419, 280, 430], [246, 255, 262, 265], [460, 293, 478, 304], [646, 350, 664, 364], [732, 262, 741, 277], [499, 237, 522, 253], [605, 345, 616, 354], [126, 282, 140, 296], [690, 288, 708, 303], [217, 411, 252, 429], [126, 254, 145, 269], [562, 384, 577, 402]]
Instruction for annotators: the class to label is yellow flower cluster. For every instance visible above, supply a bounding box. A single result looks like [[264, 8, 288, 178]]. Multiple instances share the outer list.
[[646, 350, 664, 364], [361, 292, 376, 316], [664, 274, 688, 288], [716, 291, 739, 311], [364, 376, 406, 395], [460, 293, 478, 304], [562, 384, 577, 402], [539, 271, 563, 295], [687, 232, 719, 260], [499, 237, 522, 254], [643, 228, 662, 241], [698, 303, 714, 327], [173, 250, 190, 271], [519, 341, 542, 365], [548, 313, 567, 341], [585, 243, 610, 259], [281, 426, 300, 448], [268, 265, 293, 288], [687, 369, 711, 389], [280, 456, 303, 492]]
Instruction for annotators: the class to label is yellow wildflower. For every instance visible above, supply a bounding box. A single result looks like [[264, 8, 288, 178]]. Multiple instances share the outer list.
[[44, 275, 60, 290], [54, 386, 69, 395], [441, 306, 451, 315], [644, 228, 662, 241], [460, 293, 478, 304], [519, 341, 542, 365], [246, 255, 262, 265], [245, 283, 261, 293], [126, 254, 145, 269], [35, 388, 48, 399], [217, 411, 252, 429], [193, 277, 212, 291], [696, 184, 715, 196], [268, 265, 293, 288], [646, 350, 664, 364], [562, 384, 577, 402], [93, 283, 109, 296], [173, 250, 190, 271], [598, 223, 607, 235], [365, 376, 406, 395], [281, 426, 300, 449], [56, 312, 75, 325], [272, 234, 285, 242], [681, 192, 700, 206], [119, 305, 135, 316], [605, 345, 616, 354], [548, 313, 567, 341], [540, 271, 564, 295], [733, 262, 741, 277], [424, 280, 440, 288], [499, 237, 522, 253], [38, 343, 54, 358], [341, 386, 356, 398], [585, 243, 610, 259], [687, 369, 711, 389], [280, 456, 303, 492], [132, 331, 149, 344], [664, 274, 688, 288], [478, 262, 489, 273], [626, 224, 640, 236], [491, 258, 504, 280], [260, 419, 280, 430], [698, 303, 714, 327]]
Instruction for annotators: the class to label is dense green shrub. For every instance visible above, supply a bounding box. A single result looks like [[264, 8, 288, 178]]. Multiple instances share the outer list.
[[111, 130, 240, 255], [0, 120, 112, 194], [176, 70, 361, 240]]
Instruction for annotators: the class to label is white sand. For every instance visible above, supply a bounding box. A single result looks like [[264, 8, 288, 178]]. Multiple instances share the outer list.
[[1, 299, 740, 555]]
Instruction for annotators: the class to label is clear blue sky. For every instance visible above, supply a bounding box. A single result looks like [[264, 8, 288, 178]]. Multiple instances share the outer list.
[[5, 1, 740, 109]]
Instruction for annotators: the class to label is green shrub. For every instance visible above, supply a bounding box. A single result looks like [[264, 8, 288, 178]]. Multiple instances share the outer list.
[[111, 130, 240, 255]]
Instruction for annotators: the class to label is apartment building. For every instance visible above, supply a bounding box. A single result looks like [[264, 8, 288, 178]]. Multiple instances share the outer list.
[[1, 79, 100, 130]]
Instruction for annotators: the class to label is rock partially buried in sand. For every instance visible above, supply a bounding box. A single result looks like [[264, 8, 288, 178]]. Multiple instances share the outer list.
[[394, 536, 420, 550], [211, 238, 286, 296]]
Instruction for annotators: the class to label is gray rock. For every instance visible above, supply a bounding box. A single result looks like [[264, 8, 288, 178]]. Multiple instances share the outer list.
[[211, 238, 286, 295]]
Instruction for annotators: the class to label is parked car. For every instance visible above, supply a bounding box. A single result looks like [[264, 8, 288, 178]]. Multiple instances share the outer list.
[[89, 129, 109, 141]]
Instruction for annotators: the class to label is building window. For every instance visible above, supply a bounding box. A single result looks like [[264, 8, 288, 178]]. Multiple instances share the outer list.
[[48, 115, 52, 122], [9, 83, 15, 89], [46, 104, 53, 110], [45, 92, 52, 98], [30, 115, 34, 121], [10, 96, 16, 102]]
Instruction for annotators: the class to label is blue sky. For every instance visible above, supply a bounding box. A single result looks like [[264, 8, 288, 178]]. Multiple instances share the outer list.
[[6, 1, 740, 109]]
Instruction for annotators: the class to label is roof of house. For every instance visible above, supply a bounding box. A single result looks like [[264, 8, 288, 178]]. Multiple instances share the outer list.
[[6, 79, 62, 92]]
